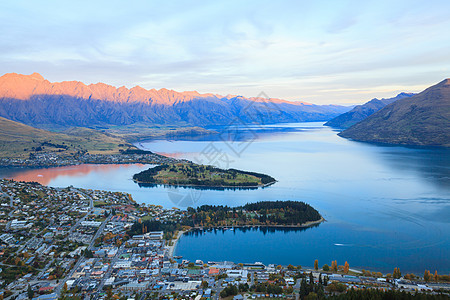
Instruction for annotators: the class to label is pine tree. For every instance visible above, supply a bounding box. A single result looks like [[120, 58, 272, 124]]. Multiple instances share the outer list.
[[300, 278, 308, 298], [27, 285, 33, 299]]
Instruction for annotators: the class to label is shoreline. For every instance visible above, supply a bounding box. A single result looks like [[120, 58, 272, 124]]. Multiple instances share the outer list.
[[168, 218, 325, 259], [189, 216, 325, 230], [133, 179, 277, 189], [167, 230, 186, 258]]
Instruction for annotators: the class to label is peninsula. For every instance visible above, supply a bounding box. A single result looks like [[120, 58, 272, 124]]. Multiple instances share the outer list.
[[132, 163, 276, 188], [185, 201, 324, 228]]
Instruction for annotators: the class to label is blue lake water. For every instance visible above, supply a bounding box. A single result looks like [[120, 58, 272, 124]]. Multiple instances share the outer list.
[[1, 122, 449, 274]]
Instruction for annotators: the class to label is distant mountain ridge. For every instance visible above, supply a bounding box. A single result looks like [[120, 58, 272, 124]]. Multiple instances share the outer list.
[[339, 79, 450, 147], [0, 73, 350, 128], [325, 92, 415, 129]]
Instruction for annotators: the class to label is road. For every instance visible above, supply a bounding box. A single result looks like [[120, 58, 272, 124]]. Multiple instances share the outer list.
[[54, 216, 110, 296], [93, 243, 125, 299]]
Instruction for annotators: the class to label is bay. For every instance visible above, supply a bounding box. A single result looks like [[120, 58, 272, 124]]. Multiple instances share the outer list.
[[1, 122, 448, 273]]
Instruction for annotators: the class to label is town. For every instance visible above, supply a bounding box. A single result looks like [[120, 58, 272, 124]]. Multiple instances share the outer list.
[[0, 150, 181, 168], [0, 179, 449, 300]]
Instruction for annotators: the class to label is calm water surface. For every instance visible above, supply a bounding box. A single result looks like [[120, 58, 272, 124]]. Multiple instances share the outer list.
[[1, 123, 448, 273]]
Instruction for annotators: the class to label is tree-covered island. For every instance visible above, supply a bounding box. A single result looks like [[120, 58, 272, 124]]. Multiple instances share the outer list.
[[132, 162, 276, 188], [185, 201, 324, 228], [127, 201, 324, 239]]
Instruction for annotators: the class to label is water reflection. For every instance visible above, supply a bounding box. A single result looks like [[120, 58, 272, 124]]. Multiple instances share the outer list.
[[136, 182, 263, 191], [0, 164, 146, 186], [185, 225, 321, 237], [376, 147, 450, 190]]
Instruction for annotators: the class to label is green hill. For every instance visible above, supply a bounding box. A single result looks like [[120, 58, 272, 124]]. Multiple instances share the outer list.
[[339, 79, 450, 147], [0, 117, 132, 158]]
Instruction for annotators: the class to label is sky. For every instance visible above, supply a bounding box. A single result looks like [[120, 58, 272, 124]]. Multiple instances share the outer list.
[[1, 0, 449, 105]]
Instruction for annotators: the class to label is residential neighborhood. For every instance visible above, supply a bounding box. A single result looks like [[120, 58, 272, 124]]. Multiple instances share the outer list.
[[0, 179, 449, 300]]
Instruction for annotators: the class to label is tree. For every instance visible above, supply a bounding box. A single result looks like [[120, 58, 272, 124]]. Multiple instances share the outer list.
[[188, 262, 195, 268], [27, 285, 33, 299], [424, 270, 431, 282], [393, 267, 401, 279], [287, 264, 295, 270], [201, 280, 208, 289], [106, 287, 113, 300], [305, 292, 318, 299], [344, 261, 349, 274], [327, 282, 347, 293], [322, 264, 330, 271], [300, 278, 308, 298], [314, 259, 318, 270], [434, 270, 439, 282], [331, 260, 337, 272]]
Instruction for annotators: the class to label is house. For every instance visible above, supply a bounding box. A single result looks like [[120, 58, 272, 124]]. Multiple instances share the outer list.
[[34, 293, 58, 300], [226, 270, 248, 278]]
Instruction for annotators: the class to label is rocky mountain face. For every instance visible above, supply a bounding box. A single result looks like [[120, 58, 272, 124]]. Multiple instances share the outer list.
[[325, 93, 415, 129], [0, 73, 350, 128], [339, 79, 450, 147]]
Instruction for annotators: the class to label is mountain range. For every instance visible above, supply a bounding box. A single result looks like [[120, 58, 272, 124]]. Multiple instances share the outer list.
[[325, 92, 415, 129], [0, 73, 350, 128], [339, 79, 450, 147]]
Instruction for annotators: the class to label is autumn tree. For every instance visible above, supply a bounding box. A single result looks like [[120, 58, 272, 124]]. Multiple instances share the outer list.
[[314, 259, 319, 270], [106, 287, 113, 300], [331, 260, 338, 272], [62, 282, 68, 295], [201, 280, 208, 289], [393, 267, 401, 279], [344, 261, 349, 274], [434, 270, 439, 282], [424, 270, 431, 282]]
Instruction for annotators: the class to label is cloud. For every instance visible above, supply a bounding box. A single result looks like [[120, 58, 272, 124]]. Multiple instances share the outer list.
[[0, 0, 449, 105]]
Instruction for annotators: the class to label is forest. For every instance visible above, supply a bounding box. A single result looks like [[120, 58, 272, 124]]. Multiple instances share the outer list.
[[184, 200, 322, 227]]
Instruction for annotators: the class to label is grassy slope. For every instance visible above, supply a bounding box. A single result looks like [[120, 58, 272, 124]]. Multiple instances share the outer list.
[[154, 164, 261, 185], [0, 117, 132, 158], [101, 123, 215, 142]]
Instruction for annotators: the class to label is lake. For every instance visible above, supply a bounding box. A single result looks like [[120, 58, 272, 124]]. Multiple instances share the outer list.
[[1, 122, 449, 274]]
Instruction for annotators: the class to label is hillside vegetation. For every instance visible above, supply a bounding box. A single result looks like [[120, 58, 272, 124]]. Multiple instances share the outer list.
[[133, 163, 276, 187], [0, 117, 131, 158], [325, 92, 414, 129], [340, 79, 450, 147]]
